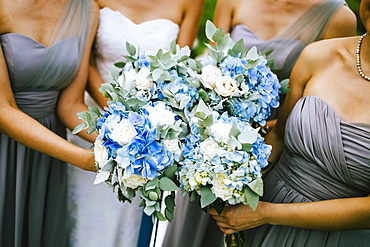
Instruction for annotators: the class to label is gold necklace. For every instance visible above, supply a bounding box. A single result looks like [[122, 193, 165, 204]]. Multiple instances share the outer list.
[[356, 33, 370, 81]]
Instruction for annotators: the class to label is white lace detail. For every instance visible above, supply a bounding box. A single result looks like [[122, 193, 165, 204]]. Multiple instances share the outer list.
[[94, 7, 180, 82]]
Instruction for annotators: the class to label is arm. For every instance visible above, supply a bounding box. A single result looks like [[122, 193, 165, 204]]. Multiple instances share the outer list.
[[57, 2, 100, 143], [209, 195, 370, 234], [321, 5, 357, 39], [0, 48, 95, 171], [213, 0, 236, 34], [176, 0, 204, 48], [86, 51, 109, 108]]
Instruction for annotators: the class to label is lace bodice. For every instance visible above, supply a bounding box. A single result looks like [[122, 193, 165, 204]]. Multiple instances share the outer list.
[[94, 7, 180, 82]]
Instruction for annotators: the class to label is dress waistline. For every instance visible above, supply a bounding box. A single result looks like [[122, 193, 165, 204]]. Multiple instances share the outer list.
[[14, 91, 59, 119]]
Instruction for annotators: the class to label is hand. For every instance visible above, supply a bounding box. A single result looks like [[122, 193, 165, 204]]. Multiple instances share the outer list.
[[208, 202, 269, 234]]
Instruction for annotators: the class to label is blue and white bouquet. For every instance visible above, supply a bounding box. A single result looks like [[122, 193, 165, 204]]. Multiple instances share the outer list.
[[73, 42, 197, 222], [174, 21, 285, 246]]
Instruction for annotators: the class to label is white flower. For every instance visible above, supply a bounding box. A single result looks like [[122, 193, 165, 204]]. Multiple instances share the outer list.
[[94, 139, 108, 168], [145, 103, 176, 126], [122, 172, 148, 189], [134, 67, 153, 89], [164, 139, 180, 152], [215, 76, 237, 97], [200, 64, 222, 89], [118, 69, 137, 88], [200, 138, 218, 160], [210, 122, 232, 143], [211, 173, 233, 201], [111, 120, 137, 146]]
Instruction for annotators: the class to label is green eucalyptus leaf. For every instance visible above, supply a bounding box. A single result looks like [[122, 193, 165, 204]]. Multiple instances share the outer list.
[[232, 39, 245, 54], [245, 46, 259, 61], [163, 164, 177, 178], [229, 122, 241, 138], [205, 20, 218, 41], [203, 114, 214, 127], [238, 129, 259, 144], [72, 123, 88, 134], [190, 191, 198, 202], [216, 33, 230, 51], [241, 143, 252, 152], [170, 40, 177, 54], [179, 95, 191, 109], [228, 136, 242, 151], [199, 186, 217, 208], [152, 68, 164, 81], [159, 177, 178, 191], [165, 208, 174, 222], [279, 79, 291, 94], [243, 187, 259, 211], [214, 198, 226, 215], [145, 178, 159, 191], [165, 194, 175, 212], [248, 177, 264, 197], [114, 62, 125, 68], [212, 28, 225, 43], [155, 211, 167, 221], [126, 42, 137, 56]]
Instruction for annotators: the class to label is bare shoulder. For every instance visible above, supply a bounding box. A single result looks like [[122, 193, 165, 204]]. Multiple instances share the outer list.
[[301, 37, 356, 66], [322, 4, 357, 38]]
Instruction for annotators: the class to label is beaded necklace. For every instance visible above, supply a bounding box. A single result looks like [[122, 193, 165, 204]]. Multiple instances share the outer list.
[[356, 33, 370, 81]]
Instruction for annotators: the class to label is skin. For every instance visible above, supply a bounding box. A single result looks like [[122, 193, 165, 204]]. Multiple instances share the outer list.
[[209, 0, 370, 235], [87, 0, 204, 107], [0, 0, 99, 171]]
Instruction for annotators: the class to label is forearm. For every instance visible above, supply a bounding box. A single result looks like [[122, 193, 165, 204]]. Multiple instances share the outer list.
[[57, 100, 98, 143], [0, 106, 95, 170], [264, 196, 370, 231]]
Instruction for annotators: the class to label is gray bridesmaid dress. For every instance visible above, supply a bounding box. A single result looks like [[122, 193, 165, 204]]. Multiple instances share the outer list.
[[0, 1, 94, 246], [244, 95, 370, 246]]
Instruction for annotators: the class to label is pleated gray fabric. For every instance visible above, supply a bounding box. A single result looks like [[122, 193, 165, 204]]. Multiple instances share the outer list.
[[0, 0, 94, 246], [244, 95, 370, 246]]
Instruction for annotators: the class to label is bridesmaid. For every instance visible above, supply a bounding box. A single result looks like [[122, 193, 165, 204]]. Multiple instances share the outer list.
[[66, 1, 204, 246], [162, 1, 357, 247], [0, 0, 99, 246], [210, 0, 370, 245], [215, 0, 356, 129]]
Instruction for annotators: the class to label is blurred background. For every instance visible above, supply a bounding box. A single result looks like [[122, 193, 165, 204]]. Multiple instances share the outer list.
[[193, 0, 364, 57]]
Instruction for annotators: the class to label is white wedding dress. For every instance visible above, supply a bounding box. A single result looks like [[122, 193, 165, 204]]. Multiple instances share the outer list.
[[67, 7, 179, 247]]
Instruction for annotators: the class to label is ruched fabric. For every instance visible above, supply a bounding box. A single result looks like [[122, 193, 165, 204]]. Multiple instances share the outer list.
[[244, 95, 370, 247]]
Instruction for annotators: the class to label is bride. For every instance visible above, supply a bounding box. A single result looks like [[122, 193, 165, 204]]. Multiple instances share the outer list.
[[67, 0, 204, 246]]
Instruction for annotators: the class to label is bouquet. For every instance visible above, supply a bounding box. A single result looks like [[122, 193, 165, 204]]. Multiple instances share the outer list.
[[73, 42, 198, 222], [174, 21, 287, 246]]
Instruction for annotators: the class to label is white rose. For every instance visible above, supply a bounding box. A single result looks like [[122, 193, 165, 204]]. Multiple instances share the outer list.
[[200, 138, 218, 160], [118, 69, 137, 88], [122, 173, 148, 189], [215, 76, 237, 97], [210, 122, 232, 143], [134, 67, 153, 89], [164, 139, 180, 152], [200, 64, 222, 89], [145, 103, 176, 126], [94, 139, 108, 168], [111, 120, 137, 146], [211, 173, 233, 201]]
